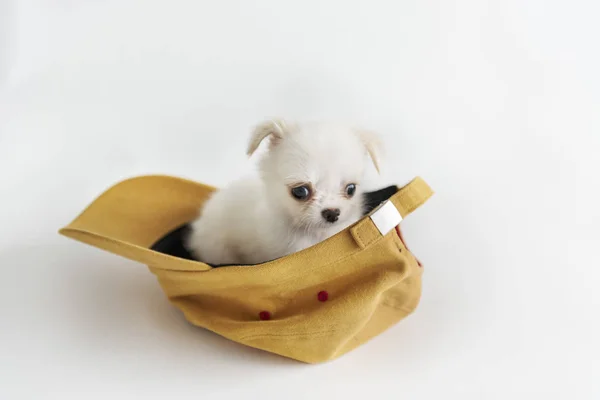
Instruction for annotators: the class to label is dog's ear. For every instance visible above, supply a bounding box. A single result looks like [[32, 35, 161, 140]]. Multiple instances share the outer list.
[[356, 129, 383, 174], [247, 119, 289, 156]]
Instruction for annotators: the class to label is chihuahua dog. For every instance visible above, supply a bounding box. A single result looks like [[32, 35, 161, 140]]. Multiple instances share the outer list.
[[186, 119, 382, 265]]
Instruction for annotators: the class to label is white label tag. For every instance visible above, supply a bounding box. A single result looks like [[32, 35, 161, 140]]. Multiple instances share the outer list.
[[370, 200, 402, 235]]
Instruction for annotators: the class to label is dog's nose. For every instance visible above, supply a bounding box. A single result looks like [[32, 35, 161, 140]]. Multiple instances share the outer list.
[[321, 208, 340, 223]]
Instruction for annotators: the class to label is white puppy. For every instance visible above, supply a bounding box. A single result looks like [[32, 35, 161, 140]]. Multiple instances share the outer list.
[[186, 119, 382, 265]]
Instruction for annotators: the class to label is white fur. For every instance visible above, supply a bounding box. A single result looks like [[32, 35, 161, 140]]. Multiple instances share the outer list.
[[186, 120, 382, 265]]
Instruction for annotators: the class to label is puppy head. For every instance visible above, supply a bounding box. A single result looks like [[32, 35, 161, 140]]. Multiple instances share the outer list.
[[247, 119, 382, 232]]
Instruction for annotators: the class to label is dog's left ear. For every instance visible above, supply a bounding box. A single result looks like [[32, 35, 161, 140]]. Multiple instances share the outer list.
[[247, 119, 289, 156], [356, 129, 383, 174]]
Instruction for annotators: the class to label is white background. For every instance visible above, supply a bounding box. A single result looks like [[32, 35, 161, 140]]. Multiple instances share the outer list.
[[1, 0, 599, 399]]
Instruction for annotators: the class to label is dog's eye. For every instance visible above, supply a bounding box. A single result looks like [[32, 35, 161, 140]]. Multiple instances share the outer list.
[[291, 185, 311, 200], [345, 183, 356, 197]]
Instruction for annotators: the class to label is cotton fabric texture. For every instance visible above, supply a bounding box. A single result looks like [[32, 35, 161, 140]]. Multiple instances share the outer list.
[[60, 175, 433, 363]]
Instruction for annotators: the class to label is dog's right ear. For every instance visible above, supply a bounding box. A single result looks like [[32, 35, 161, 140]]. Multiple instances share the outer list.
[[247, 119, 289, 156], [355, 129, 383, 174]]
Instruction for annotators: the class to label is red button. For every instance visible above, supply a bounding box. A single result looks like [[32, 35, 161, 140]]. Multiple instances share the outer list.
[[259, 311, 271, 321], [317, 291, 329, 302]]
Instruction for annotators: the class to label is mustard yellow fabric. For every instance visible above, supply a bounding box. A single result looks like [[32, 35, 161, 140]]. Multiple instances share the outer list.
[[60, 175, 433, 363]]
